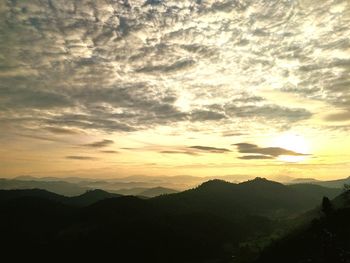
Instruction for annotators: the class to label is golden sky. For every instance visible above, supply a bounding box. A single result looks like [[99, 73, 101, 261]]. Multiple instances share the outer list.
[[0, 0, 349, 181]]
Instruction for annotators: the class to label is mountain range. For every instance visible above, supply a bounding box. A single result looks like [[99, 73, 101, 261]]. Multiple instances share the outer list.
[[0, 177, 348, 262], [2, 174, 349, 197]]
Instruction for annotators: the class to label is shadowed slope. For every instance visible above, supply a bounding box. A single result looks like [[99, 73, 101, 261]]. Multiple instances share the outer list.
[[67, 189, 121, 206], [152, 178, 336, 218], [255, 190, 350, 263]]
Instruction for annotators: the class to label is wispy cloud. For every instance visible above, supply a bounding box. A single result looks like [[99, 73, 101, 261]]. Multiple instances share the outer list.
[[188, 146, 231, 153], [100, 150, 119, 154], [160, 150, 199, 156], [234, 143, 309, 160], [238, 155, 274, 160], [66, 156, 97, 160], [45, 127, 81, 135], [83, 139, 114, 148], [325, 110, 350, 122], [2, 0, 346, 135]]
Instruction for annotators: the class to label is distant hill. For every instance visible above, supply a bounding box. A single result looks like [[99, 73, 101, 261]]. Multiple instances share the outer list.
[[287, 176, 350, 189], [152, 178, 341, 218], [139, 187, 178, 197], [0, 177, 345, 262], [15, 175, 95, 183], [114, 186, 178, 197], [290, 177, 320, 184], [289, 183, 341, 203], [112, 187, 149, 196], [316, 176, 350, 189], [1, 178, 178, 198], [14, 175, 202, 190], [10, 174, 349, 197], [0, 179, 87, 196], [67, 189, 121, 206]]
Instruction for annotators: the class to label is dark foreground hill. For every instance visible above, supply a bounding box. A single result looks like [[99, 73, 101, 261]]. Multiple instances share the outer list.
[[0, 189, 121, 207], [152, 178, 341, 218], [0, 178, 344, 262], [255, 191, 350, 263], [113, 186, 179, 197]]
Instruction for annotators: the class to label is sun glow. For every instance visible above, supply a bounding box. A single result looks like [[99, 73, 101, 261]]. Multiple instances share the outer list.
[[272, 133, 311, 163]]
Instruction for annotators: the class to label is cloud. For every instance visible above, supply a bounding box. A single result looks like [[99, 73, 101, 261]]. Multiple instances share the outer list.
[[100, 150, 119, 154], [234, 143, 309, 160], [66, 156, 97, 160], [0, 86, 72, 110], [45, 127, 80, 135], [47, 114, 136, 132], [222, 132, 246, 137], [324, 110, 350, 122], [325, 124, 350, 132], [160, 150, 198, 156], [238, 155, 274, 160], [224, 104, 312, 122], [234, 143, 257, 149], [190, 110, 226, 121], [189, 146, 231, 153], [135, 59, 195, 73], [0, 0, 348, 136], [234, 143, 308, 156], [126, 145, 229, 155], [14, 133, 67, 143], [83, 139, 114, 148]]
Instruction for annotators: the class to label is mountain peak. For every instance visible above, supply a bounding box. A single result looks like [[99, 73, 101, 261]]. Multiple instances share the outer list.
[[196, 179, 235, 191], [238, 177, 287, 190], [81, 189, 111, 196], [252, 177, 268, 182], [68, 189, 120, 206], [244, 177, 280, 184]]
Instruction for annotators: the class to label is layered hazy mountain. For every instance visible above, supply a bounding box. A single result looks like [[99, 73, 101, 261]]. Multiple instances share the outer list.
[[0, 177, 347, 262], [1, 174, 348, 197], [1, 0, 349, 262]]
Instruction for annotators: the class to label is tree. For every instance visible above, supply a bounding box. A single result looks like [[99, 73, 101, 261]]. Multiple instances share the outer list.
[[342, 184, 350, 206], [321, 197, 334, 217]]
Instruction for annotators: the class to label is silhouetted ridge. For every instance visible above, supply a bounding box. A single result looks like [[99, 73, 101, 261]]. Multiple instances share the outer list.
[[0, 189, 65, 203], [197, 177, 287, 192], [81, 189, 111, 196], [152, 178, 316, 219], [196, 179, 235, 191], [240, 177, 285, 187], [138, 187, 178, 197], [332, 189, 350, 209], [88, 195, 146, 209], [68, 189, 120, 206], [238, 177, 292, 195], [0, 178, 345, 262], [290, 183, 341, 205]]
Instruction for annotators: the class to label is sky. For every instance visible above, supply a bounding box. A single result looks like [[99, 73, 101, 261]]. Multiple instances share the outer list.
[[0, 0, 349, 181]]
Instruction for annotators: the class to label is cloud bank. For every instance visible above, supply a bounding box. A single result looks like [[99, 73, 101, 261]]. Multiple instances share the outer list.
[[1, 0, 348, 137], [234, 142, 309, 160]]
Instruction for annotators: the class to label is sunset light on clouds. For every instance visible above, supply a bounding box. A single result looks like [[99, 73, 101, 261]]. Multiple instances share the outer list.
[[0, 0, 349, 181]]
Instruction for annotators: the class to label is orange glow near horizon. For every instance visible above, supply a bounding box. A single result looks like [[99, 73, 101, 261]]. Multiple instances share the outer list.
[[0, 0, 350, 182]]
